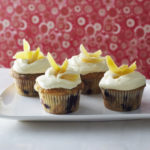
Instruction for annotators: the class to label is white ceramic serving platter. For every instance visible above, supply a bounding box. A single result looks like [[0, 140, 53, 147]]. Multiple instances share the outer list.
[[0, 82, 150, 121]]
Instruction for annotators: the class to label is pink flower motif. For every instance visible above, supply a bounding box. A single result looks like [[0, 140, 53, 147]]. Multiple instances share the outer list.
[[126, 48, 138, 60]]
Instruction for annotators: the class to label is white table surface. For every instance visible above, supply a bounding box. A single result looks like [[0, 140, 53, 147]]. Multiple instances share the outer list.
[[0, 68, 150, 150]]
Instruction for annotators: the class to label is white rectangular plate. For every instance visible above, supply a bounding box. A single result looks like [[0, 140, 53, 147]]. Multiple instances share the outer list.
[[0, 82, 150, 121]]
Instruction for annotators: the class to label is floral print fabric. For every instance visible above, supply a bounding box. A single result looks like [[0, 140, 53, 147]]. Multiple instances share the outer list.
[[0, 0, 150, 78]]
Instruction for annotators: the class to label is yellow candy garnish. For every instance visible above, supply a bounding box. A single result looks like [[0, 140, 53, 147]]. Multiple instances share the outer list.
[[13, 39, 44, 64], [61, 74, 79, 81], [47, 53, 78, 81], [47, 53, 61, 73], [106, 55, 136, 78], [80, 44, 102, 57], [47, 52, 68, 75], [23, 39, 30, 52], [82, 58, 103, 63], [80, 44, 103, 63]]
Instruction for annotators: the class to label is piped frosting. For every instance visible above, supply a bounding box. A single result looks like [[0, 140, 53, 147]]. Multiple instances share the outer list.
[[99, 56, 146, 90], [68, 44, 108, 75], [36, 53, 81, 89], [12, 39, 50, 74]]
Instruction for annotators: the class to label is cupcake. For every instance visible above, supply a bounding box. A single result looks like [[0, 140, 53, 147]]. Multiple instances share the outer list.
[[99, 56, 146, 112], [68, 44, 108, 94], [34, 53, 82, 114], [11, 39, 50, 97]]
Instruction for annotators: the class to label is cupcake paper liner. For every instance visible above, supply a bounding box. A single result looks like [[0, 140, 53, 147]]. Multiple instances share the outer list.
[[81, 72, 104, 94], [14, 78, 38, 97], [100, 85, 145, 112], [35, 83, 82, 114], [11, 69, 42, 97], [40, 93, 80, 114]]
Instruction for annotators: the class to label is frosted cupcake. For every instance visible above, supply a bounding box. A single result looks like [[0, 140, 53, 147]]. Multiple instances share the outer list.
[[99, 56, 146, 111], [11, 39, 50, 97], [68, 44, 108, 94], [34, 53, 82, 114]]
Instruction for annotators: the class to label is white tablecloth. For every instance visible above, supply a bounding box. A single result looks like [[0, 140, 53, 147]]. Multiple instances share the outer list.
[[0, 68, 150, 150]]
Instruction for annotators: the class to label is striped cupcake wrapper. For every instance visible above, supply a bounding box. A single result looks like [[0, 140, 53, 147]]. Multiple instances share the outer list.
[[15, 78, 38, 97], [38, 92, 80, 114], [100, 86, 145, 112], [11, 69, 43, 97], [81, 72, 104, 94]]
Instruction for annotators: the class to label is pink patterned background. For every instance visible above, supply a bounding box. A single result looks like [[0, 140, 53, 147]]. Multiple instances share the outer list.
[[0, 0, 150, 78]]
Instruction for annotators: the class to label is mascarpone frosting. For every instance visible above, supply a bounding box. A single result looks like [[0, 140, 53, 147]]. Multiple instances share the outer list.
[[68, 53, 108, 75], [99, 70, 146, 90], [36, 67, 81, 89], [13, 58, 50, 74]]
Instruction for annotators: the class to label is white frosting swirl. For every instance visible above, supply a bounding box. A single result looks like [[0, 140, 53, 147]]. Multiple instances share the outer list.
[[36, 67, 81, 89], [13, 58, 50, 74], [68, 54, 108, 75], [99, 70, 146, 90]]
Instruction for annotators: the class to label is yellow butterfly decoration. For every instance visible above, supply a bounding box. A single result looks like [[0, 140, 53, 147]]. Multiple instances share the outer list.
[[13, 39, 44, 64], [80, 44, 104, 63], [47, 53, 78, 81], [106, 55, 136, 78]]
